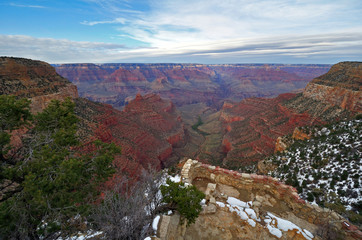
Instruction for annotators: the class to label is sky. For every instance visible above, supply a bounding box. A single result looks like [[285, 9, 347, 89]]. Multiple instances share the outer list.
[[0, 0, 361, 64]]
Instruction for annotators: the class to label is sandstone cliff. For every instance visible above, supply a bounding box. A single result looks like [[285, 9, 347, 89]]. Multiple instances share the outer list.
[[303, 61, 362, 112]]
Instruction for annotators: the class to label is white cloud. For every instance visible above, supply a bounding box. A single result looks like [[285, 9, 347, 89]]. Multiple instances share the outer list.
[[0, 35, 127, 63], [9, 3, 46, 8], [81, 17, 127, 26], [2, 0, 362, 63], [1, 30, 361, 63]]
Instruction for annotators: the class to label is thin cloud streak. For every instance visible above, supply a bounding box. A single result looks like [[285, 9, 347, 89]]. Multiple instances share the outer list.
[[81, 18, 127, 26], [9, 3, 46, 8]]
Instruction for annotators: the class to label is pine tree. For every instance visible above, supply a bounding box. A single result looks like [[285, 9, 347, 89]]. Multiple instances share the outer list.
[[160, 179, 205, 226], [0, 97, 120, 239]]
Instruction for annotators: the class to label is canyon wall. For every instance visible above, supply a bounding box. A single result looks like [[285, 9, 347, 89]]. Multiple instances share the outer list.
[[218, 62, 361, 166], [54, 63, 330, 109], [0, 57, 186, 178], [0, 57, 78, 113], [303, 62, 362, 112]]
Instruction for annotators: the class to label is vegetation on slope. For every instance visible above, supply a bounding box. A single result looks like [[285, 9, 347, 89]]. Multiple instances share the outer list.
[[0, 95, 205, 239], [265, 117, 361, 225], [0, 96, 120, 239]]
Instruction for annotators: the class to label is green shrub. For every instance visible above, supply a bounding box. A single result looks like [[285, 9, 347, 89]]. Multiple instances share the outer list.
[[160, 179, 205, 226]]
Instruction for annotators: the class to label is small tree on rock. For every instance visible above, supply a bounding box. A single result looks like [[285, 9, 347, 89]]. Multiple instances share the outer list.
[[160, 179, 205, 226]]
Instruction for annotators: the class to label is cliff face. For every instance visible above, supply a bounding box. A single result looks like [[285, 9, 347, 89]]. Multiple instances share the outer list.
[[303, 62, 362, 112], [0, 57, 78, 113], [75, 93, 186, 173], [0, 57, 186, 177], [218, 62, 361, 166], [219, 93, 323, 167], [54, 63, 330, 108]]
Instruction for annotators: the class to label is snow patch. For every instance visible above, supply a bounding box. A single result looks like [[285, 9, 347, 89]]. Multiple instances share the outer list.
[[152, 215, 160, 231]]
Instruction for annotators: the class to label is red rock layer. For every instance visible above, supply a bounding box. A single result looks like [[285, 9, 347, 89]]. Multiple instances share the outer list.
[[218, 62, 361, 166], [219, 93, 324, 166], [75, 93, 186, 174], [0, 57, 78, 113], [303, 62, 362, 112], [55, 63, 330, 108]]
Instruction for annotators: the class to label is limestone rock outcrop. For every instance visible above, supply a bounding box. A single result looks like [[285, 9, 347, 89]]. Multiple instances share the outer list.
[[156, 159, 362, 240]]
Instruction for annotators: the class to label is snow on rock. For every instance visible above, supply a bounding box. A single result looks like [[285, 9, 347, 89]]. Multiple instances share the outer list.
[[227, 197, 249, 208], [227, 204, 249, 220], [152, 215, 160, 231], [267, 224, 283, 238], [247, 219, 256, 227], [216, 201, 225, 207], [168, 174, 181, 183], [266, 212, 314, 240]]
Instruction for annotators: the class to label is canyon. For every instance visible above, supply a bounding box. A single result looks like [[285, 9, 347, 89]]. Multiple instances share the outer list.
[[54, 63, 330, 109], [1, 57, 361, 239], [4, 58, 361, 170], [218, 61, 361, 166], [0, 57, 187, 181]]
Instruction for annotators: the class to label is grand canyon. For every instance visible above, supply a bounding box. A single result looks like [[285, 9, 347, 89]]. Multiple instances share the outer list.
[[1, 57, 361, 240], [54, 63, 347, 169]]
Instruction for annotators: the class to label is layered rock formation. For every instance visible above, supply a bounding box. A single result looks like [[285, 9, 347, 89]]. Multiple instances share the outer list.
[[54, 63, 330, 109], [75, 93, 186, 173], [0, 57, 186, 176], [218, 62, 361, 166], [154, 159, 361, 240], [0, 57, 78, 113], [303, 61, 362, 112]]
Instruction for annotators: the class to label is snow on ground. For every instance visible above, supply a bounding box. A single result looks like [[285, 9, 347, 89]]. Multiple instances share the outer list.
[[267, 119, 361, 212], [217, 197, 314, 238], [59, 231, 103, 240], [168, 174, 181, 183]]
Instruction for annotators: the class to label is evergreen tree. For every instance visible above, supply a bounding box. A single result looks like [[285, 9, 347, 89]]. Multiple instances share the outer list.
[[160, 179, 205, 226], [0, 97, 120, 239]]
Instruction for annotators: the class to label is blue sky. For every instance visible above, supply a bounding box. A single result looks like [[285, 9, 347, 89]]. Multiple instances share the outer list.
[[0, 0, 361, 63]]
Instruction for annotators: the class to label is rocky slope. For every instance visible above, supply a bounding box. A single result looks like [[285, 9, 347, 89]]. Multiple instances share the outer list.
[[75, 93, 186, 173], [303, 62, 362, 112], [54, 63, 330, 109], [0, 57, 186, 177], [262, 118, 361, 225], [152, 159, 362, 240], [218, 62, 361, 167], [0, 57, 78, 113]]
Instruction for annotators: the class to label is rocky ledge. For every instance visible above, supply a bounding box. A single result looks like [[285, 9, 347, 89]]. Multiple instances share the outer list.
[[153, 159, 362, 240]]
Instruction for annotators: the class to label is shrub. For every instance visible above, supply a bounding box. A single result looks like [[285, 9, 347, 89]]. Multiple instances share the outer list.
[[160, 179, 205, 226], [307, 192, 314, 202]]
